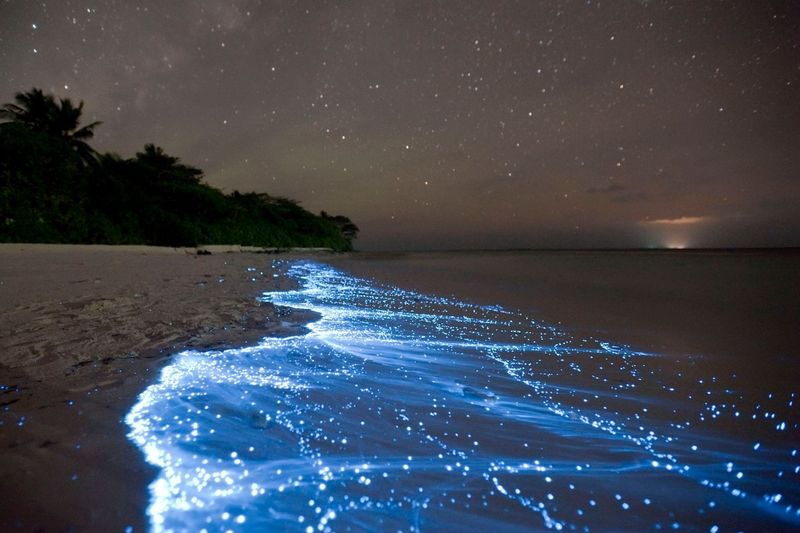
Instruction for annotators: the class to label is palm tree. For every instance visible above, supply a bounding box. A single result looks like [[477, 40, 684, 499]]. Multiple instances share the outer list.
[[50, 97, 101, 163], [0, 88, 52, 130], [135, 144, 202, 183], [135, 144, 181, 172], [0, 88, 101, 165]]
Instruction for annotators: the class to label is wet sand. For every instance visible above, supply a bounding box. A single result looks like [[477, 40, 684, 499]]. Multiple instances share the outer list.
[[0, 244, 318, 531]]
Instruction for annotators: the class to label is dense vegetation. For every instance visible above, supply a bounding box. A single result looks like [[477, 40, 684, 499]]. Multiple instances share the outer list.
[[0, 88, 358, 250]]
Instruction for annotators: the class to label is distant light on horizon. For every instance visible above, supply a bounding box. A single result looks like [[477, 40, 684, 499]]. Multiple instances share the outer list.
[[666, 242, 688, 250]]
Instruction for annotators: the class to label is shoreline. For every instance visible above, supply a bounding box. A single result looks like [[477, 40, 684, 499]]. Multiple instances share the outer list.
[[3, 245, 797, 530], [0, 242, 339, 255], [0, 244, 322, 531], [114, 253, 800, 531]]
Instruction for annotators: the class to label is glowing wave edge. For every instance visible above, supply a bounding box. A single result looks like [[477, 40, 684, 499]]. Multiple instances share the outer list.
[[126, 260, 799, 532]]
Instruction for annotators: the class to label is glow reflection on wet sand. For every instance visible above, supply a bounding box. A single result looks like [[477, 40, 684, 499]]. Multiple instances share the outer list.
[[126, 261, 798, 532]]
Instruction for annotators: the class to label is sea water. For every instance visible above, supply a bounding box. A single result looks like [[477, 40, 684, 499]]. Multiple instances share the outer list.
[[126, 260, 798, 531]]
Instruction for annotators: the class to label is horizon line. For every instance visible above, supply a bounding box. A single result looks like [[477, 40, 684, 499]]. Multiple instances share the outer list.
[[355, 246, 800, 254]]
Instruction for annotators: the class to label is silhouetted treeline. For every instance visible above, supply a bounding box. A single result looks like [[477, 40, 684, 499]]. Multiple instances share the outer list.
[[0, 89, 358, 250]]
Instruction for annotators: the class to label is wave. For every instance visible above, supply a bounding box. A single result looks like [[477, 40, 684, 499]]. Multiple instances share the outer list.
[[126, 260, 799, 531]]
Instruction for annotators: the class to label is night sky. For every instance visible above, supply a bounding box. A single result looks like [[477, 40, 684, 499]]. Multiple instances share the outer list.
[[1, 1, 798, 250]]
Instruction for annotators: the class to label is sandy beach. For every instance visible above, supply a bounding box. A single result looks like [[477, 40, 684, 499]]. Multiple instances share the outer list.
[[0, 244, 319, 531]]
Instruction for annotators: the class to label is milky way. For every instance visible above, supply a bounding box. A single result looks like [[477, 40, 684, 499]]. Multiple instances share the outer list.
[[1, 1, 798, 249]]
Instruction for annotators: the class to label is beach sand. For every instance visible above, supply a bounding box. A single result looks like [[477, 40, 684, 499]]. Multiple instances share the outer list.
[[0, 244, 319, 531]]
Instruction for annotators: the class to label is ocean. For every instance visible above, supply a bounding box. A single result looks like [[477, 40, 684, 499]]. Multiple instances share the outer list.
[[126, 251, 799, 531]]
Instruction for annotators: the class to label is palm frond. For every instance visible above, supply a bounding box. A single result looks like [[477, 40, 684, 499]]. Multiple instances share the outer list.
[[72, 121, 102, 140]]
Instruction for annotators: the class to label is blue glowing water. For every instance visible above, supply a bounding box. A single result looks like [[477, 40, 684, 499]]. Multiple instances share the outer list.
[[126, 261, 798, 532]]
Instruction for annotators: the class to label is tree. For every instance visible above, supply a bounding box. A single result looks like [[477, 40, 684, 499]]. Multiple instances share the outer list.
[[2, 87, 357, 250], [135, 144, 202, 183], [0, 88, 52, 130], [0, 88, 101, 165], [321, 211, 359, 242]]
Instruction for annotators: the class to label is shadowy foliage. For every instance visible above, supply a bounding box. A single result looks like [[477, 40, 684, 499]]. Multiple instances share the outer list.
[[0, 88, 357, 250], [321, 211, 360, 241], [1, 87, 101, 166]]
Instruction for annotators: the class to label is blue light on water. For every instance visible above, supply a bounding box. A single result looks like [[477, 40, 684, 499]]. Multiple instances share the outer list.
[[126, 261, 799, 531]]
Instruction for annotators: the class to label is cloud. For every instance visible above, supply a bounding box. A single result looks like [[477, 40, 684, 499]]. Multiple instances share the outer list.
[[642, 215, 712, 225]]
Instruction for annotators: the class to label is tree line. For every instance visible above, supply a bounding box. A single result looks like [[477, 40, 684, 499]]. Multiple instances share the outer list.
[[0, 88, 358, 250]]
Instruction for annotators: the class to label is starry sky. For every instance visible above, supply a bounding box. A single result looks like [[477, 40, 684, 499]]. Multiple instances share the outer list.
[[1, 1, 798, 250]]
